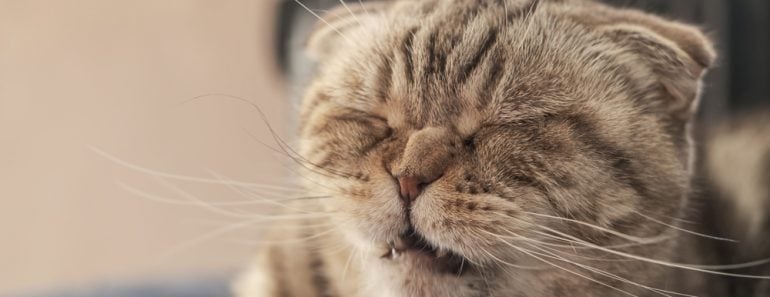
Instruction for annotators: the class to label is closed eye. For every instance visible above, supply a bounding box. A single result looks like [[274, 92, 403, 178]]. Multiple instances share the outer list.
[[463, 135, 476, 150], [338, 113, 394, 154]]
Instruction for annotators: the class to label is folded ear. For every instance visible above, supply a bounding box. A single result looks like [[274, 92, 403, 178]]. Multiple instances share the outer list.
[[603, 22, 715, 121], [305, 1, 389, 60], [567, 4, 716, 122]]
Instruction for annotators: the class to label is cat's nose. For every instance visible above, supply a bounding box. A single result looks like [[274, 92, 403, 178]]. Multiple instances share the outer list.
[[397, 174, 438, 207], [391, 126, 456, 207]]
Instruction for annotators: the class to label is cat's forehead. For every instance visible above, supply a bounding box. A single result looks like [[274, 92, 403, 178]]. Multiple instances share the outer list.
[[323, 5, 622, 129]]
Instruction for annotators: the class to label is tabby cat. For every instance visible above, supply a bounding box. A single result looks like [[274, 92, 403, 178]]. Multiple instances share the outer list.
[[235, 0, 770, 296]]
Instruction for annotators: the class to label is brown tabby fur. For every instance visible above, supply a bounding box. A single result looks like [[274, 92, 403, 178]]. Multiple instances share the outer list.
[[232, 0, 744, 296]]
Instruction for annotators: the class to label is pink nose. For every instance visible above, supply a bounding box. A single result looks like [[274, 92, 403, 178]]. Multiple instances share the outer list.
[[398, 175, 436, 207]]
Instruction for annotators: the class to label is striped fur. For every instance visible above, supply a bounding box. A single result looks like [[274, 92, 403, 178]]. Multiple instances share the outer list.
[[233, 1, 740, 296]]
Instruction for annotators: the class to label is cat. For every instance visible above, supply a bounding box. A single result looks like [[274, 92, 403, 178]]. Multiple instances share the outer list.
[[235, 0, 769, 296]]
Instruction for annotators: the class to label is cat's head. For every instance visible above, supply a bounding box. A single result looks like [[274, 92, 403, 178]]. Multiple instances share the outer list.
[[297, 0, 713, 294]]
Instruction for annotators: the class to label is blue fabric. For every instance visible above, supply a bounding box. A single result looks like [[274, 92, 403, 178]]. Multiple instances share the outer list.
[[14, 276, 231, 297]]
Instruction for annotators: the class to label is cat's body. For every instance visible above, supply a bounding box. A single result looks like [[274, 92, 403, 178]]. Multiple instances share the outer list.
[[236, 1, 769, 296]]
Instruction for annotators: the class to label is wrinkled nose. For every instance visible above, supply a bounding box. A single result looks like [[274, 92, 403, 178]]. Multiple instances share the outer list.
[[397, 175, 439, 207], [392, 126, 456, 207]]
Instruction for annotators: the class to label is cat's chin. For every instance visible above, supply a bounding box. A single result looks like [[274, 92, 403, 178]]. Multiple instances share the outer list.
[[377, 226, 474, 276]]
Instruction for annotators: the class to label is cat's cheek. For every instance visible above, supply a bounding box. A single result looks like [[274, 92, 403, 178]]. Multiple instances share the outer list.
[[333, 178, 408, 247], [410, 189, 542, 264], [334, 202, 404, 246]]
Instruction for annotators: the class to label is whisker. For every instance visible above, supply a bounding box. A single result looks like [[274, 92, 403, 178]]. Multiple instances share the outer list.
[[488, 229, 633, 262], [185, 93, 354, 180], [338, 0, 363, 27], [357, 0, 371, 17], [495, 241, 640, 297], [213, 174, 303, 193], [158, 215, 338, 262], [478, 246, 544, 270], [632, 210, 736, 242], [461, 228, 545, 270], [145, 178, 250, 218], [234, 226, 341, 246], [292, 0, 355, 45], [341, 243, 358, 284], [242, 129, 342, 192], [89, 146, 306, 192], [185, 218, 336, 230], [491, 210, 770, 276], [491, 211, 673, 249], [119, 180, 335, 220], [184, 94, 337, 181], [205, 170, 308, 198], [158, 218, 266, 260], [534, 242, 631, 263], [482, 228, 682, 296], [241, 127, 345, 182], [529, 229, 673, 251], [534, 224, 770, 279], [521, 211, 671, 244], [119, 180, 326, 207], [523, 243, 694, 297], [205, 170, 333, 216]]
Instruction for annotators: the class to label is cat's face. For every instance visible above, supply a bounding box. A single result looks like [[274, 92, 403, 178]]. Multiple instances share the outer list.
[[297, 0, 713, 295]]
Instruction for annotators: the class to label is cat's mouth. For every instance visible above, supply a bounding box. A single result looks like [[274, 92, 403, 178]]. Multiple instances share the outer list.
[[380, 226, 472, 275]]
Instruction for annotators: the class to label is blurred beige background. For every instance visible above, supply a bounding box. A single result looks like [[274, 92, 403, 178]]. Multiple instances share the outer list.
[[0, 0, 289, 294]]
